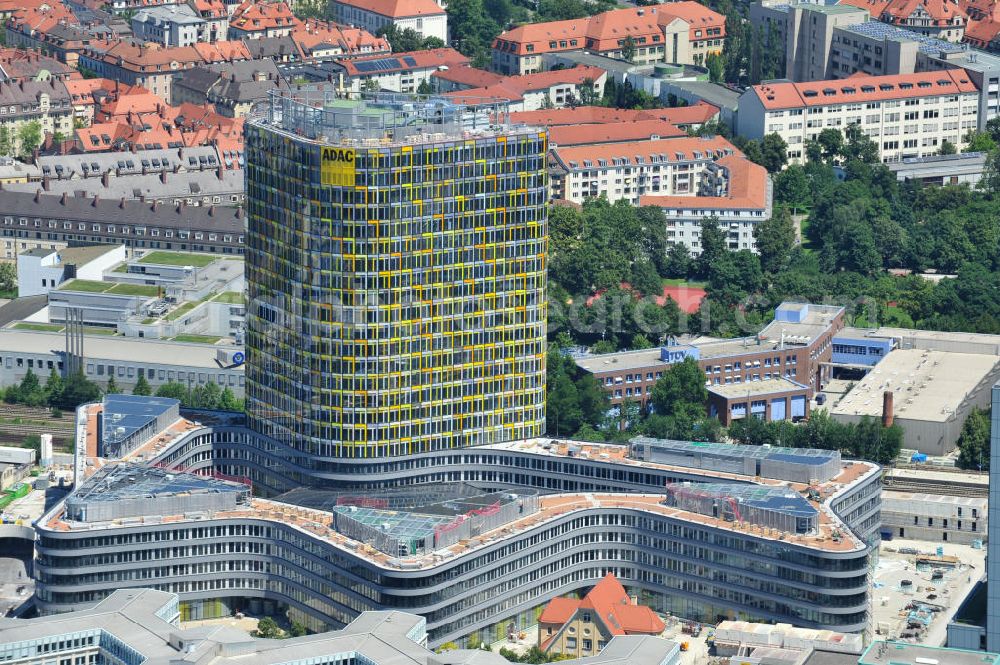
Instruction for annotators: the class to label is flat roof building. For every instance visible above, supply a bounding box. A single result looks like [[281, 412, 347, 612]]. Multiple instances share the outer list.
[[0, 587, 681, 665], [828, 348, 1000, 455], [0, 330, 245, 395], [575, 302, 844, 409]]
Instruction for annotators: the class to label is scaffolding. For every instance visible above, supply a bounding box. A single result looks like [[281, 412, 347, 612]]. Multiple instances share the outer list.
[[664, 483, 819, 534]]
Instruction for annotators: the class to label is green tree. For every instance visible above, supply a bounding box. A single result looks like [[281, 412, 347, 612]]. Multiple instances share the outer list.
[[0, 262, 15, 294], [417, 78, 434, 95], [155, 381, 190, 402], [0, 126, 12, 156], [964, 130, 997, 153], [664, 242, 692, 279], [938, 139, 957, 155], [814, 128, 844, 162], [218, 386, 242, 411], [44, 368, 63, 406], [254, 617, 283, 639], [56, 371, 102, 410], [753, 207, 796, 273], [105, 375, 121, 395], [17, 121, 41, 159], [956, 407, 991, 471], [22, 434, 41, 459], [289, 621, 307, 637], [649, 357, 706, 419], [16, 368, 47, 407], [705, 52, 724, 83], [773, 164, 810, 212], [133, 374, 152, 396], [695, 216, 728, 280], [620, 35, 637, 63], [446, 0, 500, 67], [760, 133, 788, 173]]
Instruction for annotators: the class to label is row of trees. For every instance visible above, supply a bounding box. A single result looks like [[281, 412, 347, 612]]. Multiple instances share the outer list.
[[2, 368, 243, 412], [546, 351, 902, 464]]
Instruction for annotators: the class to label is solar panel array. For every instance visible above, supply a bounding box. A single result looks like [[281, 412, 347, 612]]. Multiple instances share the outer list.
[[842, 20, 966, 55]]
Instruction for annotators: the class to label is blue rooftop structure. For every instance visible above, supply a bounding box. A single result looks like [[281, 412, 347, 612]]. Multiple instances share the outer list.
[[630, 437, 843, 484], [842, 21, 967, 55], [664, 483, 820, 534], [99, 394, 180, 458]]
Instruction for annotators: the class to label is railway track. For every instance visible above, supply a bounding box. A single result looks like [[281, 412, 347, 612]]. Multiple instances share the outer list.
[[882, 478, 987, 498]]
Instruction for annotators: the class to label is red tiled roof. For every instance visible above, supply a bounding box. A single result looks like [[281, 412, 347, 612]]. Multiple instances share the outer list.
[[881, 0, 967, 25], [641, 154, 769, 211], [579, 574, 665, 636], [509, 103, 717, 127], [441, 65, 605, 103], [493, 3, 724, 56], [548, 118, 686, 146], [193, 41, 253, 62], [333, 0, 445, 18], [230, 0, 301, 32], [538, 597, 580, 625], [431, 65, 505, 88], [292, 20, 391, 55], [339, 47, 468, 76], [551, 135, 740, 169], [838, 0, 892, 15], [749, 69, 978, 110]]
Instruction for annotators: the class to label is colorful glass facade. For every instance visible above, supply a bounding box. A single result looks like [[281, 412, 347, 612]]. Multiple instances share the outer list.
[[245, 94, 549, 459]]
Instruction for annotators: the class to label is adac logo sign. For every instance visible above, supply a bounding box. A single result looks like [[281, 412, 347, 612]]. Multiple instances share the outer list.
[[320, 146, 356, 186]]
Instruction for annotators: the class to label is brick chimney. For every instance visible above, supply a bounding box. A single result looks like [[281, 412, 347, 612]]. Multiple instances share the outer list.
[[42, 176, 50, 190], [882, 390, 894, 428], [160, 170, 167, 184], [60, 192, 67, 205], [102, 171, 109, 187], [92, 194, 99, 206]]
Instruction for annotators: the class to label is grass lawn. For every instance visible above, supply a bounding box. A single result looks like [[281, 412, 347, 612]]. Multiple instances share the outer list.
[[107, 282, 160, 297], [82, 327, 117, 336], [212, 291, 244, 305], [172, 334, 221, 344], [13, 322, 63, 332], [112, 263, 129, 273], [58, 279, 111, 292], [662, 278, 708, 288], [165, 301, 198, 321], [139, 251, 216, 267]]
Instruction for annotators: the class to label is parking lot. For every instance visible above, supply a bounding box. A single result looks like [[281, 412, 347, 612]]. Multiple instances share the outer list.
[[873, 538, 985, 646]]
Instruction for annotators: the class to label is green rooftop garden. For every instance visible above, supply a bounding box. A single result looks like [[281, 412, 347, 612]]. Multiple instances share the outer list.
[[58, 280, 160, 297], [138, 251, 217, 267]]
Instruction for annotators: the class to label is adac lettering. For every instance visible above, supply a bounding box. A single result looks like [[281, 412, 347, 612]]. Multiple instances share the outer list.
[[323, 148, 354, 163]]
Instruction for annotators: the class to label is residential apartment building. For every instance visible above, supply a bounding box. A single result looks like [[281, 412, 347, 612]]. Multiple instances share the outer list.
[[491, 3, 724, 74], [0, 48, 77, 82], [641, 154, 773, 255], [0, 190, 246, 254], [132, 4, 208, 47], [853, 0, 968, 41], [441, 65, 607, 112], [324, 47, 469, 93], [548, 135, 741, 205], [574, 302, 845, 408], [172, 58, 288, 116], [329, 0, 448, 44], [737, 70, 980, 163], [78, 42, 208, 103], [0, 78, 73, 156], [227, 0, 299, 39]]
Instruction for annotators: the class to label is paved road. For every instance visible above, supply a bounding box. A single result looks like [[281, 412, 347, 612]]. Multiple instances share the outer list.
[[0, 295, 47, 327]]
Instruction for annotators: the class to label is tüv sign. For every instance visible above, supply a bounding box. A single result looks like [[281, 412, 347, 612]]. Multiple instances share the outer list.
[[659, 345, 700, 364]]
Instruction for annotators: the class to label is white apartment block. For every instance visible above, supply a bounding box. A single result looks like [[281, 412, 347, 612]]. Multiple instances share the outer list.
[[132, 5, 208, 46], [330, 0, 447, 44], [737, 69, 980, 163], [549, 135, 741, 206]]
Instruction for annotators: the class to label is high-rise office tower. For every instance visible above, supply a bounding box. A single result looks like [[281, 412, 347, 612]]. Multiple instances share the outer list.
[[987, 381, 1000, 651], [245, 93, 548, 460]]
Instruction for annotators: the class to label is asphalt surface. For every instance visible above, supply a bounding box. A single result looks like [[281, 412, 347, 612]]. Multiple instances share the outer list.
[[0, 295, 47, 327]]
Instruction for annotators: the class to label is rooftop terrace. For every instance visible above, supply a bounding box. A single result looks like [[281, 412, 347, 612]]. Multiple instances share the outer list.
[[254, 91, 533, 148]]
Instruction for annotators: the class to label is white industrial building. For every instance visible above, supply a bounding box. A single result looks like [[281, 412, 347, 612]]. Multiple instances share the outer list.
[[16, 245, 126, 298], [882, 491, 987, 544], [828, 348, 1000, 456]]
